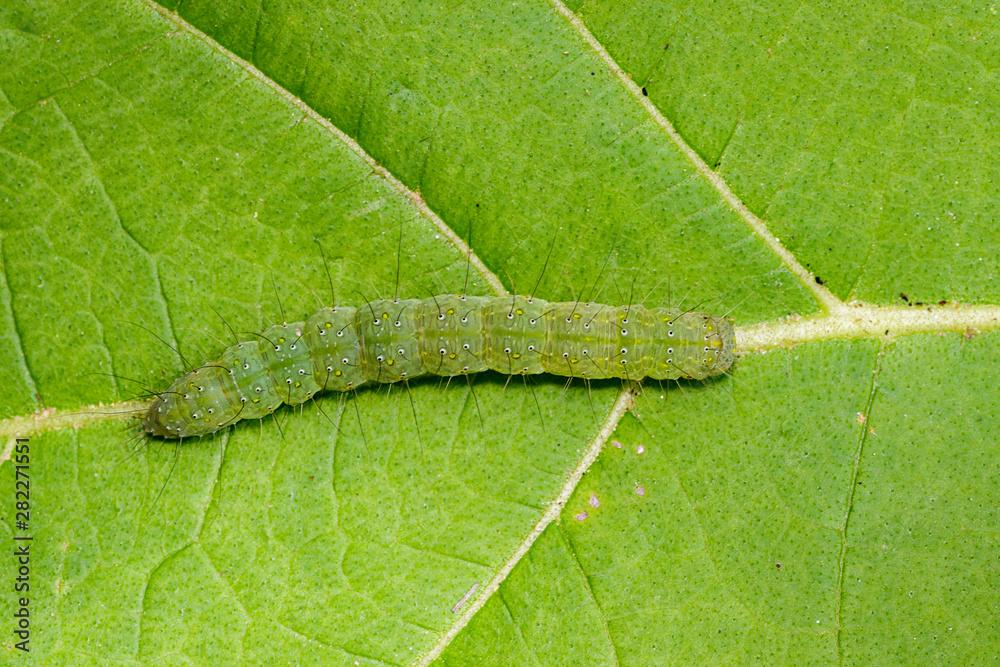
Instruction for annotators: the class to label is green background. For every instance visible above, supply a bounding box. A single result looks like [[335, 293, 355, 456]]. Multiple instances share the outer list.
[[1, 1, 997, 664]]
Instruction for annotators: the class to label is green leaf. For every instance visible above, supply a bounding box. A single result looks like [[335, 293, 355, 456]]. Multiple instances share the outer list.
[[1, 1, 996, 665]]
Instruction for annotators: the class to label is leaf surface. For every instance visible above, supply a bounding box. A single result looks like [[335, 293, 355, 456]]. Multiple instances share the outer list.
[[0, 1, 996, 664]]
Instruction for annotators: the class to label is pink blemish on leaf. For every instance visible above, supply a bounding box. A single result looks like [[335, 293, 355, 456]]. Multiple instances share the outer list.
[[575, 511, 589, 521], [588, 493, 600, 508], [635, 484, 646, 497], [611, 440, 623, 449]]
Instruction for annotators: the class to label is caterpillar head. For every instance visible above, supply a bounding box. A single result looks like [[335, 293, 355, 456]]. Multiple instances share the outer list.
[[651, 311, 736, 381], [704, 315, 736, 377], [143, 394, 183, 438], [144, 366, 238, 438]]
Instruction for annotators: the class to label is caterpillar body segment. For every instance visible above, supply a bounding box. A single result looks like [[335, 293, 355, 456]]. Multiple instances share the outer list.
[[144, 295, 735, 438]]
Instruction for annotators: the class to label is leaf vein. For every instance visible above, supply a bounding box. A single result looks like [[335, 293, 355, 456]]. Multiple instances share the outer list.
[[415, 389, 635, 665], [143, 0, 508, 298], [51, 97, 186, 398], [547, 0, 842, 312], [834, 344, 884, 663], [0, 234, 41, 409], [557, 523, 621, 666]]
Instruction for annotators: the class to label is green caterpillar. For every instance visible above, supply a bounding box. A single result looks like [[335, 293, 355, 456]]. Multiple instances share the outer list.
[[144, 295, 735, 438]]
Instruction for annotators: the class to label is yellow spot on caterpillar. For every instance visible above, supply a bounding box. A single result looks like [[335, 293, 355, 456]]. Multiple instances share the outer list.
[[386, 358, 395, 366], [573, 312, 581, 319], [334, 369, 343, 377]]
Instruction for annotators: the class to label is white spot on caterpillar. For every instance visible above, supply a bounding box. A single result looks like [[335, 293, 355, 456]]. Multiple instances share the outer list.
[[611, 440, 623, 449], [634, 484, 646, 497], [574, 511, 589, 521], [588, 493, 600, 508], [636, 444, 645, 455]]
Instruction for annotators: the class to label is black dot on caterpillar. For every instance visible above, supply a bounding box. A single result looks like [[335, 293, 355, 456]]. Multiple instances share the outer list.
[[142, 295, 735, 438]]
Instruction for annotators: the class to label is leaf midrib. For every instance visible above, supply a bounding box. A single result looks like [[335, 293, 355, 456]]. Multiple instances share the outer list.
[[3, 303, 998, 442]]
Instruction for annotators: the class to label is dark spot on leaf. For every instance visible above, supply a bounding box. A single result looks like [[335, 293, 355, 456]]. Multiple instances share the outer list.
[[899, 292, 910, 304], [814, 275, 825, 285], [775, 562, 782, 570], [664, 43, 670, 50], [641, 86, 648, 96]]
